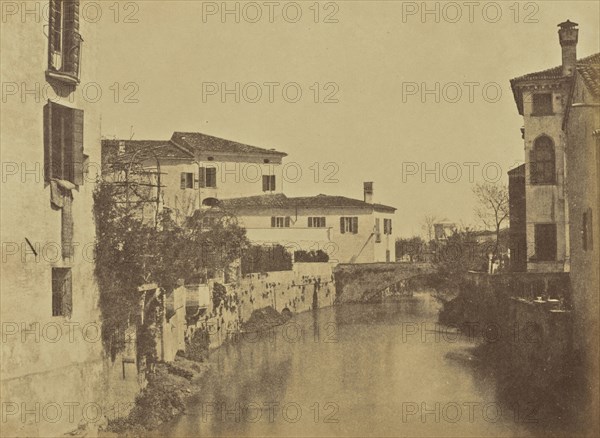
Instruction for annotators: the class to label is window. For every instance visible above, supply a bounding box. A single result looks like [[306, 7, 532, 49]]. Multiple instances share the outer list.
[[383, 218, 393, 235], [271, 216, 290, 228], [532, 93, 553, 116], [44, 101, 84, 185], [530, 136, 555, 184], [534, 224, 557, 261], [180, 172, 194, 189], [340, 217, 358, 234], [52, 267, 72, 317], [583, 208, 593, 251], [48, 0, 82, 82], [199, 167, 217, 188], [375, 218, 381, 242], [263, 175, 276, 192], [308, 217, 326, 228]]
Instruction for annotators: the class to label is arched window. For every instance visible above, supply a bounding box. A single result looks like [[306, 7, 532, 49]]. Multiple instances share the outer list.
[[531, 136, 555, 184]]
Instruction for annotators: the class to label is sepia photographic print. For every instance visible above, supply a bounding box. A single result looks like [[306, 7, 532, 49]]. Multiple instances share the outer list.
[[1, 1, 599, 437]]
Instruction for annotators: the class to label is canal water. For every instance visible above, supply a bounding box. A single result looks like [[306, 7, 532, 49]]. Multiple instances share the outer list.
[[156, 293, 549, 437]]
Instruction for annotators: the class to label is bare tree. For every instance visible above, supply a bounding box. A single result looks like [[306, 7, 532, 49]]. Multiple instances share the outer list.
[[421, 215, 438, 242], [473, 182, 509, 255]]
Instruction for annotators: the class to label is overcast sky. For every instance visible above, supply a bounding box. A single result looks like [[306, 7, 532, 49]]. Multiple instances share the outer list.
[[96, 1, 600, 237]]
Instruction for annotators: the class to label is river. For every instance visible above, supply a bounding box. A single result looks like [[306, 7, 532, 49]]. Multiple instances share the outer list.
[[155, 292, 557, 437]]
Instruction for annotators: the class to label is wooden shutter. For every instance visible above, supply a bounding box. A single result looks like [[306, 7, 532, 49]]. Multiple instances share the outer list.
[[70, 107, 84, 185], [285, 217, 290, 227], [48, 0, 62, 68], [43, 102, 53, 182], [340, 217, 345, 234], [308, 217, 313, 227], [271, 216, 276, 228], [352, 217, 358, 234], [270, 175, 276, 191], [64, 1, 81, 76], [180, 172, 186, 189], [388, 219, 392, 235], [262, 175, 269, 191], [529, 149, 537, 184], [199, 167, 206, 188]]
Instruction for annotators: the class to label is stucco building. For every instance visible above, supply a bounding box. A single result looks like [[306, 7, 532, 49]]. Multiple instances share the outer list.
[[219, 183, 396, 264], [508, 20, 599, 426], [102, 132, 287, 219], [1, 1, 109, 435]]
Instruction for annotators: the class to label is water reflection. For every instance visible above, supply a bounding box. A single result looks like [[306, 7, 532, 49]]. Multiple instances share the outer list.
[[156, 293, 578, 437]]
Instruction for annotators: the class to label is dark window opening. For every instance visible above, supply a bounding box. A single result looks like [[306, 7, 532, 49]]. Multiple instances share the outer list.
[[52, 267, 72, 317], [530, 136, 555, 185], [532, 93, 553, 116], [534, 224, 557, 261]]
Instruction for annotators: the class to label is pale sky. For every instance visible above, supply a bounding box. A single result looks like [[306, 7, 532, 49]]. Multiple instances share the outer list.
[[96, 0, 600, 237]]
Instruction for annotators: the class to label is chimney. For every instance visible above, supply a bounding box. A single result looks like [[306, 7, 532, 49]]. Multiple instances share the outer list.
[[558, 20, 579, 76], [363, 182, 373, 204]]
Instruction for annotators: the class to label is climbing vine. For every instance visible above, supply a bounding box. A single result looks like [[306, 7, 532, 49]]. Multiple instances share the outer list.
[[93, 180, 249, 360]]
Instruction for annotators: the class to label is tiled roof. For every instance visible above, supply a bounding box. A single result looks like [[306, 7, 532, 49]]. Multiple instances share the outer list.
[[511, 52, 600, 113], [511, 53, 599, 85], [101, 139, 193, 164], [171, 132, 287, 157], [219, 193, 396, 213]]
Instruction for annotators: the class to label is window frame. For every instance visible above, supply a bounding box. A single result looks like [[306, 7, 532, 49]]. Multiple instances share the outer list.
[[534, 223, 557, 261], [531, 93, 553, 116], [530, 136, 556, 185], [308, 217, 326, 228], [44, 101, 84, 186], [262, 175, 276, 192], [180, 172, 194, 189], [52, 267, 72, 317], [340, 217, 358, 234], [271, 216, 291, 228], [47, 0, 83, 84]]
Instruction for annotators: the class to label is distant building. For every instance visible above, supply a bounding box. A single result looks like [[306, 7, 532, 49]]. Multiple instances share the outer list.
[[102, 132, 287, 217], [433, 222, 456, 241], [219, 183, 396, 264]]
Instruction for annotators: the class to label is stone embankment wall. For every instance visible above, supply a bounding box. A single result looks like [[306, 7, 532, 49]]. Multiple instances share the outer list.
[[334, 262, 436, 302], [188, 263, 336, 350]]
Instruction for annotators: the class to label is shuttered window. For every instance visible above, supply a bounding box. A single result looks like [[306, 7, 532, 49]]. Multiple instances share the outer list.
[[180, 172, 194, 189], [52, 267, 72, 317], [383, 219, 392, 235], [262, 175, 276, 191], [308, 217, 326, 228], [271, 216, 290, 228], [198, 167, 217, 188], [375, 218, 381, 242], [43, 101, 84, 185], [48, 0, 82, 81], [340, 217, 358, 234]]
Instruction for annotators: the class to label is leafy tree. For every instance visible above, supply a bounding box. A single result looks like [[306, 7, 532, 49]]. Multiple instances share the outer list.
[[395, 236, 426, 261]]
